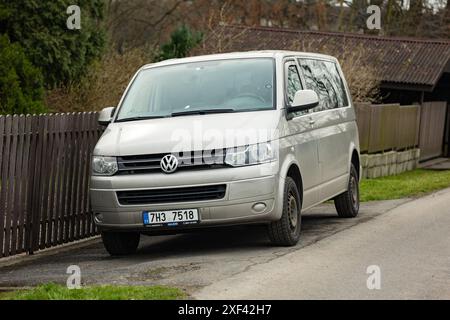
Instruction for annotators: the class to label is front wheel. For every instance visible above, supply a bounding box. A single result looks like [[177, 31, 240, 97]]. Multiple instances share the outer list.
[[267, 176, 302, 246], [334, 164, 360, 218], [101, 231, 140, 256]]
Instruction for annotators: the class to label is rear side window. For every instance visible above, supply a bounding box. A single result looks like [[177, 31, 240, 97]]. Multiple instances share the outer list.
[[286, 64, 302, 104], [297, 58, 349, 112]]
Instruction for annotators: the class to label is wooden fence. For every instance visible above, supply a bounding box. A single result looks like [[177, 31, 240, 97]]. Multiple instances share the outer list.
[[355, 103, 420, 154], [0, 113, 103, 258]]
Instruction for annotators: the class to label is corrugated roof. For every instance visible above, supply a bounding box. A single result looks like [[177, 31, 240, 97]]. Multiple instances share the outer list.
[[199, 25, 450, 89]]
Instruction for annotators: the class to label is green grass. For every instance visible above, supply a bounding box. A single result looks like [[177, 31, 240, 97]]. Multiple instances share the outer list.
[[0, 283, 186, 300], [360, 169, 450, 202]]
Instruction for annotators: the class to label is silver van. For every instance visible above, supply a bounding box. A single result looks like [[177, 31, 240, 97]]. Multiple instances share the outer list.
[[91, 51, 361, 256]]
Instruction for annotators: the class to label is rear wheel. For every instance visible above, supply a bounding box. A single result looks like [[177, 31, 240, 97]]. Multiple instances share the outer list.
[[101, 231, 140, 256], [334, 164, 360, 218], [268, 176, 302, 246]]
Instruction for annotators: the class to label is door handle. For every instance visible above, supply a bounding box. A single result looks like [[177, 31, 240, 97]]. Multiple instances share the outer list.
[[309, 119, 316, 125]]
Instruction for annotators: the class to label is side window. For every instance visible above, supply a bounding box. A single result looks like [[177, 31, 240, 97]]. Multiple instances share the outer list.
[[331, 63, 349, 107], [286, 63, 302, 104], [298, 58, 349, 112]]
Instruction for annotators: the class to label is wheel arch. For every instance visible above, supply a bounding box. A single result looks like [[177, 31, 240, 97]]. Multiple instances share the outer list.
[[278, 155, 304, 203], [274, 156, 304, 221], [286, 163, 303, 196], [351, 149, 360, 179], [348, 142, 361, 181]]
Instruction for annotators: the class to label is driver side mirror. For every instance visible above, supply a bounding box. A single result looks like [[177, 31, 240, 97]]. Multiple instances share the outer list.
[[98, 107, 116, 126], [288, 89, 319, 113]]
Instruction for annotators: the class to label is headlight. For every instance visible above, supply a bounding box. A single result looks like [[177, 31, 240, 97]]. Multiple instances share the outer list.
[[225, 142, 276, 167], [92, 156, 118, 176]]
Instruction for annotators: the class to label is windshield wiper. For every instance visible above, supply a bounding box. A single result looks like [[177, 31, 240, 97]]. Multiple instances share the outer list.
[[117, 109, 237, 121], [115, 115, 166, 123], [171, 109, 235, 117]]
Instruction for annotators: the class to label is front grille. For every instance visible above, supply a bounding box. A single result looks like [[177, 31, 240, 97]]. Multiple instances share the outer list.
[[116, 185, 227, 205], [117, 150, 226, 174]]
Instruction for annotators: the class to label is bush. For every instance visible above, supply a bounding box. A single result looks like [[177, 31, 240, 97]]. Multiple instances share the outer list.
[[0, 0, 106, 88], [157, 25, 203, 61], [0, 35, 46, 115], [333, 45, 380, 103], [46, 46, 155, 112]]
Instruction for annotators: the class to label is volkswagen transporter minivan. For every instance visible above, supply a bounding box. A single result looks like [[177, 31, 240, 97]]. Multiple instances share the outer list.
[[90, 51, 361, 256]]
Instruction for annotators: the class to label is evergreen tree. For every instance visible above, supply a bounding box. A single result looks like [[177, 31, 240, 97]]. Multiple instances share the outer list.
[[0, 35, 46, 114], [157, 25, 203, 61], [0, 0, 106, 88]]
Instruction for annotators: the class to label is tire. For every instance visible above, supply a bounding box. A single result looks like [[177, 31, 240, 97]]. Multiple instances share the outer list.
[[101, 231, 140, 256], [268, 176, 302, 246], [334, 164, 360, 218]]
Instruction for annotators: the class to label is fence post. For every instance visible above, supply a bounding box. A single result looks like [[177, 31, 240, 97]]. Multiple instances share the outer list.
[[0, 116, 9, 257], [415, 103, 421, 149], [24, 116, 35, 254], [27, 115, 46, 254]]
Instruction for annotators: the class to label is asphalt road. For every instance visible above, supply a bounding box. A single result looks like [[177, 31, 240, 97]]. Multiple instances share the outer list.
[[195, 188, 450, 299], [0, 189, 449, 299]]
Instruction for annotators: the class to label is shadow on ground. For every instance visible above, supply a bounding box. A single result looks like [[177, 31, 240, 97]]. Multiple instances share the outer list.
[[0, 199, 407, 290]]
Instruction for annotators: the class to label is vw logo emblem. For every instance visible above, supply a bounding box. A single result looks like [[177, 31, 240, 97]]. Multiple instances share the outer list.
[[160, 154, 178, 173]]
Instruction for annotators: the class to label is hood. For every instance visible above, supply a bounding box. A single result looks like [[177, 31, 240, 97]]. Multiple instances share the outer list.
[[94, 110, 282, 156]]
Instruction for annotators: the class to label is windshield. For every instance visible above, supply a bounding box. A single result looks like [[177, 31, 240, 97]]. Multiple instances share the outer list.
[[116, 58, 275, 121]]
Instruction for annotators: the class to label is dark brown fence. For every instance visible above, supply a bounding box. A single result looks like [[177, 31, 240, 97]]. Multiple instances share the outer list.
[[0, 113, 103, 258], [355, 103, 420, 154]]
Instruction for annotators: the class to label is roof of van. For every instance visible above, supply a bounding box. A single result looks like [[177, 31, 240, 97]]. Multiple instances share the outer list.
[[143, 50, 336, 69]]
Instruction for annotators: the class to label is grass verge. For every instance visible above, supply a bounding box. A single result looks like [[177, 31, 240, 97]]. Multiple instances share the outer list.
[[360, 169, 450, 202], [0, 283, 186, 300]]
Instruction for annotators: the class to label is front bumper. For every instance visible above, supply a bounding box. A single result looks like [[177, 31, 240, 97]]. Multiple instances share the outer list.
[[90, 164, 281, 232]]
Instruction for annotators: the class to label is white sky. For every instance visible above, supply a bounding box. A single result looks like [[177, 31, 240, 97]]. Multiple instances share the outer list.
[[328, 0, 448, 10]]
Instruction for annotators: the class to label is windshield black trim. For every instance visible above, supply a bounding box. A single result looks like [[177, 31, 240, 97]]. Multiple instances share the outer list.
[[171, 108, 235, 117], [114, 115, 170, 123], [113, 57, 277, 123]]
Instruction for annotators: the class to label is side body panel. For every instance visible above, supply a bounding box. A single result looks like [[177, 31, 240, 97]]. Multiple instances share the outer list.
[[279, 58, 321, 209]]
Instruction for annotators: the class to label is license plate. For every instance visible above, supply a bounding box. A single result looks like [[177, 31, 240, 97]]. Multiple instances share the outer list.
[[143, 209, 199, 227]]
